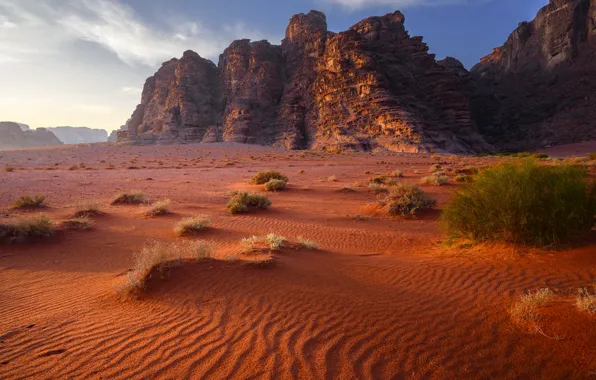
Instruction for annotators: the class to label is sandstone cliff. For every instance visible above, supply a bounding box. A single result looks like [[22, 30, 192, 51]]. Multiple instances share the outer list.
[[470, 0, 596, 150], [0, 122, 63, 150], [119, 10, 490, 153], [46, 127, 108, 144]]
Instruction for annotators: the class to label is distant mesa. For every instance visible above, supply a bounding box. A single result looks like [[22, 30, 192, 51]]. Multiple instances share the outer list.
[[0, 121, 63, 150], [46, 126, 108, 144]]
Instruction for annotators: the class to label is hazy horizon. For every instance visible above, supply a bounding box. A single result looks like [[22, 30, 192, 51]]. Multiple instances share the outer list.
[[0, 0, 548, 133]]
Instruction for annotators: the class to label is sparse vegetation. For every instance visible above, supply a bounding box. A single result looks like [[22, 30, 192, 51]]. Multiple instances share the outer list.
[[111, 191, 145, 205], [142, 199, 171, 217], [11, 195, 45, 209], [241, 233, 287, 253], [0, 214, 54, 243], [588, 152, 596, 160], [4, 166, 15, 172], [226, 192, 271, 214], [62, 216, 94, 230], [392, 170, 404, 178], [575, 287, 596, 313], [264, 179, 287, 191], [455, 174, 473, 183], [442, 160, 596, 246], [72, 201, 102, 217], [510, 288, 554, 323], [327, 175, 337, 182], [368, 183, 388, 194], [378, 183, 436, 216], [298, 237, 320, 249], [252, 170, 288, 185], [532, 153, 549, 159], [420, 174, 449, 186], [174, 215, 211, 236]]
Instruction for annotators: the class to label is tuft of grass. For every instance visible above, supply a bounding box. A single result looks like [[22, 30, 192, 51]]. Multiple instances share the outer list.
[[111, 191, 145, 205], [4, 166, 15, 172], [142, 199, 171, 217], [327, 175, 338, 182], [575, 287, 596, 313], [369, 175, 389, 184], [241, 233, 287, 253], [392, 169, 404, 178], [226, 192, 271, 214], [456, 167, 479, 175], [0, 214, 54, 243], [174, 215, 211, 236], [442, 160, 596, 246], [429, 164, 442, 173], [298, 237, 320, 249], [368, 183, 388, 194], [11, 195, 45, 209], [264, 179, 287, 192], [252, 170, 288, 185], [117, 240, 215, 296], [532, 153, 549, 159], [72, 201, 102, 217], [378, 183, 436, 216], [455, 174, 473, 183], [420, 174, 449, 186], [510, 288, 554, 323], [266, 233, 286, 250], [62, 216, 94, 230]]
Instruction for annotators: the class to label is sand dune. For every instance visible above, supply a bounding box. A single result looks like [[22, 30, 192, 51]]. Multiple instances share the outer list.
[[1, 143, 595, 378]]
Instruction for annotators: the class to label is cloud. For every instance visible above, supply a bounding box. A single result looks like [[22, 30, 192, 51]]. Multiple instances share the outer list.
[[0, 0, 274, 67], [122, 87, 142, 95], [325, 0, 491, 10]]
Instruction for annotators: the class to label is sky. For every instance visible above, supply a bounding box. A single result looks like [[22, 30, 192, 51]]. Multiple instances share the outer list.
[[0, 0, 548, 133]]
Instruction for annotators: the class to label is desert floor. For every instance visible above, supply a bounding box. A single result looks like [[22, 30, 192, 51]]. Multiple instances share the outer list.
[[0, 142, 595, 379]]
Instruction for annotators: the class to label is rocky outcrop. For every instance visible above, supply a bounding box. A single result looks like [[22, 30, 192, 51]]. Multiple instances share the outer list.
[[46, 127, 108, 144], [470, 0, 596, 150], [120, 10, 490, 153], [0, 122, 63, 150]]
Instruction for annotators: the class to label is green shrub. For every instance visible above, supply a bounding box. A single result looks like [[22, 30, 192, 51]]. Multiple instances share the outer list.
[[442, 160, 596, 246], [0, 214, 54, 243], [252, 171, 288, 185], [226, 192, 271, 214], [378, 183, 436, 216], [12, 195, 45, 209], [264, 179, 287, 191]]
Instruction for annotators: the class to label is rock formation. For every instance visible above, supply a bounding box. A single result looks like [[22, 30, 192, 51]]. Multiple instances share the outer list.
[[119, 10, 491, 153], [470, 0, 596, 150], [0, 122, 63, 150], [46, 127, 108, 144]]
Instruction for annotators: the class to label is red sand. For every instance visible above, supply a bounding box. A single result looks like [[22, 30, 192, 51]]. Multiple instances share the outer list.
[[0, 143, 595, 379]]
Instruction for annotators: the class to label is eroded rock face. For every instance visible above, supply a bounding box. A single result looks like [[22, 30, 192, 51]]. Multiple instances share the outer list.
[[0, 122, 63, 150], [470, 0, 596, 150], [120, 10, 490, 153]]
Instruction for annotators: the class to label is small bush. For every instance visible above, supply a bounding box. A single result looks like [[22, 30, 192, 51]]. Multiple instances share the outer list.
[[392, 170, 404, 178], [226, 192, 271, 214], [12, 195, 45, 209], [455, 167, 479, 175], [111, 191, 145, 205], [368, 183, 388, 194], [142, 199, 171, 217], [455, 175, 473, 183], [532, 153, 549, 159], [264, 179, 287, 192], [174, 215, 211, 236], [378, 183, 436, 216], [510, 288, 554, 323], [421, 174, 449, 186], [442, 160, 596, 246], [73, 201, 102, 217], [241, 233, 287, 253], [252, 170, 288, 185], [369, 175, 389, 184], [62, 217, 94, 230], [428, 164, 442, 173], [0, 214, 54, 243], [575, 287, 596, 313]]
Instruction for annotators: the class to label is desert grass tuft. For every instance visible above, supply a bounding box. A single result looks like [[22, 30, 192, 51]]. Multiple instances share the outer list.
[[575, 287, 596, 313], [378, 183, 436, 216], [226, 192, 271, 214], [252, 170, 288, 185], [264, 179, 287, 191], [421, 174, 449, 186], [368, 183, 388, 194], [111, 191, 145, 205], [72, 200, 102, 217], [298, 237, 320, 249], [241, 233, 287, 253], [11, 195, 45, 209], [142, 199, 171, 217], [0, 214, 54, 243], [174, 215, 211, 236], [509, 288, 554, 323], [442, 160, 596, 246]]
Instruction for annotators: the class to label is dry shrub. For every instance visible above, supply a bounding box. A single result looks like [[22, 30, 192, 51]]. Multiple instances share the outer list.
[[576, 287, 596, 313], [252, 170, 288, 185], [0, 214, 54, 243], [73, 201, 102, 217], [442, 160, 596, 246], [174, 215, 211, 236], [588, 152, 596, 161], [510, 288, 554, 323], [4, 166, 15, 172], [12, 195, 45, 209], [264, 179, 287, 192], [226, 192, 271, 214], [117, 240, 215, 296], [455, 174, 473, 183], [111, 191, 145, 205], [62, 216, 94, 230], [241, 233, 286, 253], [142, 199, 171, 217], [298, 237, 320, 249], [392, 170, 404, 178], [378, 183, 436, 216], [421, 174, 449, 186], [368, 183, 388, 194]]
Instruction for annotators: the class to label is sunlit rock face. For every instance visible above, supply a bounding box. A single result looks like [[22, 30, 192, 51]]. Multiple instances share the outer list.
[[470, 0, 596, 150], [120, 10, 490, 153]]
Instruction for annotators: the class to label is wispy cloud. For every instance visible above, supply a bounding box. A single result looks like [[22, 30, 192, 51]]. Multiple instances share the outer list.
[[0, 0, 274, 67], [325, 0, 491, 10]]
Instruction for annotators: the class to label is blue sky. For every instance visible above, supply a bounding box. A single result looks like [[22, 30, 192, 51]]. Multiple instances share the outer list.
[[0, 0, 548, 132]]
